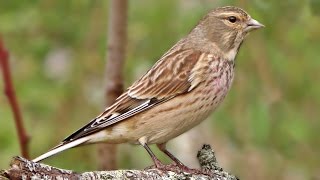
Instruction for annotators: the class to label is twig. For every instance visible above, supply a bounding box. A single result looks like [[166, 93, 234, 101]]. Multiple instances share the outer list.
[[0, 38, 30, 159], [1, 144, 238, 180]]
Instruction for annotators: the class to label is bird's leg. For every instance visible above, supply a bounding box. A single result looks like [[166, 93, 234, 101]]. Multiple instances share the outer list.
[[141, 142, 164, 168], [156, 143, 185, 167], [157, 143, 204, 174], [139, 137, 172, 171]]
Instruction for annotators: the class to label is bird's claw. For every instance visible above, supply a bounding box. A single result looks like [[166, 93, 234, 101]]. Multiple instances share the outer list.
[[146, 161, 213, 176]]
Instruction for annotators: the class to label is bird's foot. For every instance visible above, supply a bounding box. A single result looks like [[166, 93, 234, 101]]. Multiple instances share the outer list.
[[174, 163, 202, 174], [172, 162, 214, 176], [146, 158, 213, 176], [145, 158, 177, 172], [146, 163, 213, 176]]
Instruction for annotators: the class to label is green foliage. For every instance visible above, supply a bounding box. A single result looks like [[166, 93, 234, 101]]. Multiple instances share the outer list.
[[0, 0, 319, 179]]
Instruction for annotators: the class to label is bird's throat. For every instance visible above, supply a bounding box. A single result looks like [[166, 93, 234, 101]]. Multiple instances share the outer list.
[[224, 48, 238, 61]]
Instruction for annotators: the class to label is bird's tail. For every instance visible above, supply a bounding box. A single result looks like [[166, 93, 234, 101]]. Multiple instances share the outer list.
[[32, 136, 90, 163]]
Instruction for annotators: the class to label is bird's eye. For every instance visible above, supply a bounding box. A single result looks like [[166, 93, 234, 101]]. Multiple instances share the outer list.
[[228, 16, 237, 23]]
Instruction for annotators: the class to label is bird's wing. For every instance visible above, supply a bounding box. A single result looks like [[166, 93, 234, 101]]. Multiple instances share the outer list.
[[127, 48, 205, 99], [63, 48, 207, 142]]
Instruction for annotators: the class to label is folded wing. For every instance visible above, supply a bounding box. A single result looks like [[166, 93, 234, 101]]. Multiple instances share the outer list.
[[63, 49, 205, 143]]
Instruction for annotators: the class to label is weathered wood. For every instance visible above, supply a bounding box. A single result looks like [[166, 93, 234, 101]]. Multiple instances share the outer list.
[[1, 145, 238, 180]]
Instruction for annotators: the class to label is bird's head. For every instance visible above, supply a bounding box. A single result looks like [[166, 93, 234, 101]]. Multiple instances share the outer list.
[[189, 6, 264, 60]]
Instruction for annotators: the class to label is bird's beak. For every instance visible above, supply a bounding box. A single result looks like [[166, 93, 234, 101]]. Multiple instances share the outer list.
[[245, 18, 265, 32]]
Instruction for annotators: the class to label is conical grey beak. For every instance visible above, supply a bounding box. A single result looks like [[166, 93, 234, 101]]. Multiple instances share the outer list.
[[245, 18, 264, 32]]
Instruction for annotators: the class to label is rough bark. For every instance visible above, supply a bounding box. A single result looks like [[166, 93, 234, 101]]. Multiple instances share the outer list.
[[97, 0, 128, 170], [1, 145, 238, 180]]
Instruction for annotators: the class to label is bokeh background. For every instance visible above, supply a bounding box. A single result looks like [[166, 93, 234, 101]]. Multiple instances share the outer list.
[[1, 0, 319, 179]]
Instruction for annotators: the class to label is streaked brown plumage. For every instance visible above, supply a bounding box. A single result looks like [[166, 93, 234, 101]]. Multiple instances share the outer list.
[[33, 6, 264, 171]]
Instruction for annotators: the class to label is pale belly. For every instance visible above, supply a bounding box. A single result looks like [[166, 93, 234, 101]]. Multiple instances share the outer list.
[[137, 81, 230, 144], [138, 89, 220, 144]]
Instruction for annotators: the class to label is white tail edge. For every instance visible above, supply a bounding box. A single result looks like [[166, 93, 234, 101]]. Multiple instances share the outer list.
[[32, 137, 90, 162]]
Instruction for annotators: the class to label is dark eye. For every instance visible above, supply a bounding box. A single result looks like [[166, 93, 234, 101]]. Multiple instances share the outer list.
[[228, 16, 237, 23]]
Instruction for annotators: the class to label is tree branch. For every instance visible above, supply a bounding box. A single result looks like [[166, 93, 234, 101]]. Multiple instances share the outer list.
[[1, 145, 238, 180], [97, 0, 128, 170], [0, 38, 30, 159]]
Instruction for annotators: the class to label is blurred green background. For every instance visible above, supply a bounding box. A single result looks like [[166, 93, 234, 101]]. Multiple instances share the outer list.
[[0, 0, 319, 179]]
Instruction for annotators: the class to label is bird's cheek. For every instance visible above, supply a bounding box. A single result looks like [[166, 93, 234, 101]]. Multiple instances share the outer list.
[[243, 31, 250, 38], [238, 29, 247, 37]]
